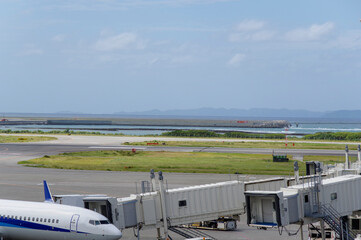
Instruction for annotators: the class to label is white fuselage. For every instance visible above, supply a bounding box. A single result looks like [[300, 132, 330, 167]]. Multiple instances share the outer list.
[[0, 199, 122, 240]]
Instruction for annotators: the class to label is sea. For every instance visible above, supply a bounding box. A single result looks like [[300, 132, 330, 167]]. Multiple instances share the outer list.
[[1, 120, 361, 136]]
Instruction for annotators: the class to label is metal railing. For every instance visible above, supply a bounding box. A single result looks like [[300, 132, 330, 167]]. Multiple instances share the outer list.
[[321, 204, 358, 240], [168, 226, 217, 240]]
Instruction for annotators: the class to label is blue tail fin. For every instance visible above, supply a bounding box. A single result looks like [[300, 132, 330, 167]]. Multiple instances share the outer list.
[[43, 180, 54, 203]]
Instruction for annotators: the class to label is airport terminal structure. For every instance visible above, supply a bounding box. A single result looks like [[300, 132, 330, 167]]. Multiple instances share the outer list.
[[52, 145, 361, 240]]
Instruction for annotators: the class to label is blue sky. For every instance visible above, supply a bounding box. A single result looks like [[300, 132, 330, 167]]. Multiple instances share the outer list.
[[1, 0, 361, 113]]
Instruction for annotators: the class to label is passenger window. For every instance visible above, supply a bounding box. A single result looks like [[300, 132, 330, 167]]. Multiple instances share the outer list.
[[56, 220, 59, 223], [32, 217, 35, 221], [28, 217, 31, 221], [19, 216, 22, 220], [52, 219, 55, 223], [40, 218, 43, 222], [48, 219, 51, 223], [36, 218, 39, 222]]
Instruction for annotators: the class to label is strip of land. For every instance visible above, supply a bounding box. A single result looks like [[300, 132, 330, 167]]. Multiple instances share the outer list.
[[125, 140, 360, 150], [18, 150, 347, 175], [0, 135, 57, 143]]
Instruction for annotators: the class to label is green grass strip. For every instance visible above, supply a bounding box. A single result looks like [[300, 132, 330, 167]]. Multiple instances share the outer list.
[[0, 135, 57, 143], [18, 150, 348, 175], [124, 140, 359, 150]]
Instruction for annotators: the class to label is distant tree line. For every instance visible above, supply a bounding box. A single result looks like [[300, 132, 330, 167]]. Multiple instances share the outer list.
[[303, 132, 361, 141]]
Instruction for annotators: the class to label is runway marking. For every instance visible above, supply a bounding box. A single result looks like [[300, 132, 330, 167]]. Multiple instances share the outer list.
[[89, 146, 146, 150]]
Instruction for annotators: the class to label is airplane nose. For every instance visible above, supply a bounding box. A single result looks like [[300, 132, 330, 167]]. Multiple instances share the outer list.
[[107, 226, 122, 239]]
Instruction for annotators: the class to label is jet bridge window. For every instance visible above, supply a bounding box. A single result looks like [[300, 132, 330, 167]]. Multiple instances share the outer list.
[[178, 200, 187, 207], [331, 193, 337, 200], [304, 195, 309, 203], [352, 219, 360, 230]]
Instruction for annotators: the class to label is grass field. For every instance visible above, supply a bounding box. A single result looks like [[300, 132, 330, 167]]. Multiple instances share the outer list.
[[18, 150, 348, 175], [0, 135, 57, 143], [124, 140, 358, 150]]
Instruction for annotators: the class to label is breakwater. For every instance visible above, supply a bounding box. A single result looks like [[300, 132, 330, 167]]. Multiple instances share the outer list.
[[0, 119, 290, 128]]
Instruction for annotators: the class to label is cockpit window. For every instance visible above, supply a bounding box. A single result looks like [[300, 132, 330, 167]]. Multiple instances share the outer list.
[[100, 220, 110, 224], [89, 220, 101, 226]]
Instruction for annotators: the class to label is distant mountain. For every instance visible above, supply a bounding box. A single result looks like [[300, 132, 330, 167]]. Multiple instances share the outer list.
[[2, 108, 361, 121], [114, 108, 323, 118], [114, 108, 361, 120], [323, 110, 361, 119]]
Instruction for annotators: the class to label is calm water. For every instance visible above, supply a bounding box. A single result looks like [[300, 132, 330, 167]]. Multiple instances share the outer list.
[[1, 122, 361, 136]]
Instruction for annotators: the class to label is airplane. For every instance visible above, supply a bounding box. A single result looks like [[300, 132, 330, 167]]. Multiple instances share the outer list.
[[0, 181, 122, 240]]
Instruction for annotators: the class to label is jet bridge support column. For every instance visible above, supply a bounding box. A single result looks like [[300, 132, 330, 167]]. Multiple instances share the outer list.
[[158, 171, 169, 240], [321, 220, 326, 240], [150, 169, 162, 240]]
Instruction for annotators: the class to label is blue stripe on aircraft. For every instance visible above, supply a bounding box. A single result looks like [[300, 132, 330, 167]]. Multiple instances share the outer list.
[[0, 218, 88, 234]]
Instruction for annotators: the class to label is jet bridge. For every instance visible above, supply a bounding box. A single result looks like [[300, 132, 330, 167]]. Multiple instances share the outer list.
[[54, 170, 333, 239], [245, 175, 361, 239]]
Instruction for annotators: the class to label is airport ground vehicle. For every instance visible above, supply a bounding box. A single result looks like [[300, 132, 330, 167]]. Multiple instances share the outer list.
[[184, 217, 237, 231]]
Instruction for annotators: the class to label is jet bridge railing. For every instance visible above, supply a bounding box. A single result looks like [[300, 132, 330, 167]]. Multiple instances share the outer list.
[[320, 204, 358, 240]]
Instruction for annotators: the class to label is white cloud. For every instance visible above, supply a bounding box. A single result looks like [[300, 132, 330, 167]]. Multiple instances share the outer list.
[[43, 0, 237, 11], [229, 20, 274, 42], [236, 20, 265, 32], [285, 22, 334, 41], [52, 34, 65, 42], [22, 45, 43, 56], [149, 57, 160, 65], [171, 55, 194, 64], [328, 30, 361, 49], [229, 30, 275, 42], [94, 32, 144, 51], [228, 53, 246, 67]]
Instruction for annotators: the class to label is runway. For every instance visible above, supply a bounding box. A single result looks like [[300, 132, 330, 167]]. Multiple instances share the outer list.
[[0, 142, 357, 160]]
